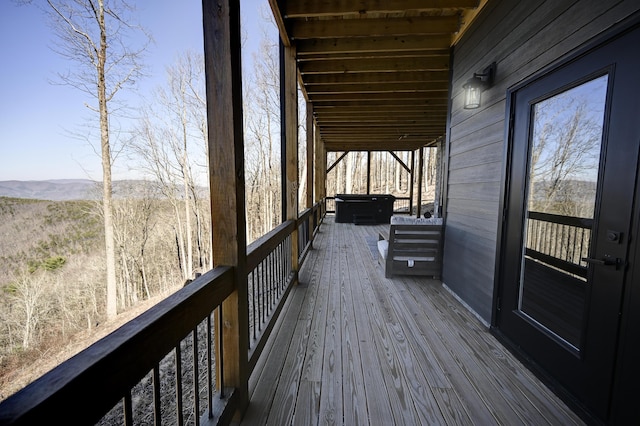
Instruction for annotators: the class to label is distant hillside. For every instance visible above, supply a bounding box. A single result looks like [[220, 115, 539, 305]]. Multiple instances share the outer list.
[[0, 179, 209, 201], [0, 179, 98, 201]]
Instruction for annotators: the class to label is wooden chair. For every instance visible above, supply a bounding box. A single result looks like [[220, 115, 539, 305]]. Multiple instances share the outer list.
[[378, 224, 443, 279]]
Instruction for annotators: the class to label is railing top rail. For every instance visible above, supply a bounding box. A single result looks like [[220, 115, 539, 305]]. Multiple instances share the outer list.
[[247, 220, 296, 271], [298, 206, 314, 221], [528, 211, 593, 228], [0, 266, 235, 426]]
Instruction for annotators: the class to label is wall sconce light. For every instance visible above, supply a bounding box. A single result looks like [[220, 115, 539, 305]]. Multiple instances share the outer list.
[[463, 62, 496, 109]]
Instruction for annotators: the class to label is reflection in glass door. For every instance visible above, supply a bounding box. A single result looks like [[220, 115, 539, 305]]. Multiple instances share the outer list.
[[518, 75, 608, 350]]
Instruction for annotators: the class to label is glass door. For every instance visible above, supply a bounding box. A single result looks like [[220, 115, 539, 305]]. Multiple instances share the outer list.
[[518, 75, 608, 352], [497, 25, 640, 420]]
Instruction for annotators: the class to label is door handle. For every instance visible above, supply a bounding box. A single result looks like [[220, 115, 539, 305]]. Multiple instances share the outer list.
[[582, 256, 621, 268]]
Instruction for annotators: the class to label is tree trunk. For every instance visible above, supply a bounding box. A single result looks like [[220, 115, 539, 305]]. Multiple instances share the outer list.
[[97, 0, 118, 319]]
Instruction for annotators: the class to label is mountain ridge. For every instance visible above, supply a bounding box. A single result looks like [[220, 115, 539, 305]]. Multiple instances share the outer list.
[[0, 179, 179, 201]]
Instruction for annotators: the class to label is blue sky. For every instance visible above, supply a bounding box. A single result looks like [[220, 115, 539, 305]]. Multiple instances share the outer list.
[[0, 0, 270, 181]]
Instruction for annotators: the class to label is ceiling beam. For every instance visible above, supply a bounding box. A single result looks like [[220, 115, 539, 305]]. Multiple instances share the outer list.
[[315, 115, 448, 122], [309, 92, 449, 103], [296, 35, 452, 55], [312, 103, 447, 111], [290, 16, 460, 39], [297, 49, 450, 61], [303, 71, 450, 85], [305, 81, 448, 94], [285, 0, 480, 18], [323, 139, 439, 150], [321, 126, 440, 132], [311, 99, 449, 108], [299, 56, 449, 74]]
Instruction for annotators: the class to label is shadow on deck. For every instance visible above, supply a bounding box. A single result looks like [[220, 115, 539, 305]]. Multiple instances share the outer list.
[[241, 216, 584, 425]]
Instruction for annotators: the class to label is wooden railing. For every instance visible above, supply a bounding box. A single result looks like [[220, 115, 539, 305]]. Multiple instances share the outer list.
[[247, 201, 324, 373], [325, 196, 336, 213], [525, 211, 593, 279], [0, 202, 325, 425], [393, 196, 411, 214], [246, 220, 294, 374], [0, 266, 237, 425]]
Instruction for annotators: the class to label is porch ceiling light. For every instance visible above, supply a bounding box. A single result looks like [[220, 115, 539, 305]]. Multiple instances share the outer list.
[[463, 62, 496, 109]]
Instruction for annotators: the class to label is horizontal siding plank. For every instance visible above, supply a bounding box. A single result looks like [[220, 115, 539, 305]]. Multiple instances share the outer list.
[[449, 140, 504, 171], [447, 181, 502, 202], [451, 1, 635, 124], [449, 120, 505, 157], [442, 226, 497, 322], [444, 214, 498, 248], [447, 161, 503, 185], [446, 197, 499, 220]]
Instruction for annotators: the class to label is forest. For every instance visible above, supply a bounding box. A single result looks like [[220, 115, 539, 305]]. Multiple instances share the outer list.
[[0, 160, 436, 401], [0, 1, 440, 401]]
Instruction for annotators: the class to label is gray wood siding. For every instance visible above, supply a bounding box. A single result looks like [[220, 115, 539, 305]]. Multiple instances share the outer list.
[[443, 0, 640, 323]]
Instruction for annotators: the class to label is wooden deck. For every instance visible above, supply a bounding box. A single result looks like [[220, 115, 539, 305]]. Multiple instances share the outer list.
[[241, 216, 584, 425]]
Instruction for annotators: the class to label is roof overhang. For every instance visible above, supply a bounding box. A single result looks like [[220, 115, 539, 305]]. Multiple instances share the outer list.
[[268, 0, 487, 152]]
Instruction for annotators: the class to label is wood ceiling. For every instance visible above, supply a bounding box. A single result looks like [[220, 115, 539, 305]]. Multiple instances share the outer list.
[[268, 0, 485, 152]]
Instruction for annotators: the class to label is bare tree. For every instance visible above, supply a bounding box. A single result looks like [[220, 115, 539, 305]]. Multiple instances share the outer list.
[[25, 0, 150, 319], [132, 52, 209, 280], [529, 90, 605, 217], [244, 28, 282, 242], [6, 271, 49, 350]]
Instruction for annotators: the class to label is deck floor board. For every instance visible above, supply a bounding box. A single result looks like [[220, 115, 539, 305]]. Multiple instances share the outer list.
[[241, 216, 585, 425]]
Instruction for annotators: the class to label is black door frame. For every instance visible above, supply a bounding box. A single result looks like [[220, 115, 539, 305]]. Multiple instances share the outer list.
[[492, 13, 640, 424]]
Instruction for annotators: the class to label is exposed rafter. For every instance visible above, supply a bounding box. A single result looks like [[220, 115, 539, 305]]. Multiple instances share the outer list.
[[268, 0, 484, 151]]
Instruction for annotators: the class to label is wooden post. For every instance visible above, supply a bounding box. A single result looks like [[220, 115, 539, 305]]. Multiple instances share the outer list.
[[280, 40, 299, 280], [306, 101, 314, 209], [306, 101, 314, 246], [417, 147, 424, 218], [315, 128, 326, 211], [202, 0, 248, 416], [435, 141, 443, 217], [366, 151, 372, 194], [314, 122, 323, 204], [409, 150, 415, 215]]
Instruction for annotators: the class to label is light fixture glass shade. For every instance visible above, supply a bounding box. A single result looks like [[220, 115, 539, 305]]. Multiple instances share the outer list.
[[463, 78, 482, 109]]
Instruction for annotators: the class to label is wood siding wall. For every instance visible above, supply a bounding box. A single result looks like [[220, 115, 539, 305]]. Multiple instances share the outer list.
[[444, 0, 640, 322]]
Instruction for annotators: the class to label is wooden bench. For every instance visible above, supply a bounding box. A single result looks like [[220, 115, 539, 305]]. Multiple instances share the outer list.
[[377, 223, 443, 279]]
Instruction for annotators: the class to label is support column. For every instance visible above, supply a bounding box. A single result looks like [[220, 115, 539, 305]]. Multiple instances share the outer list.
[[314, 128, 326, 211], [314, 122, 324, 204], [202, 0, 248, 416], [417, 147, 424, 218], [306, 101, 314, 209], [306, 101, 314, 247], [434, 141, 443, 217], [280, 40, 299, 280], [409, 150, 415, 215], [366, 151, 372, 194]]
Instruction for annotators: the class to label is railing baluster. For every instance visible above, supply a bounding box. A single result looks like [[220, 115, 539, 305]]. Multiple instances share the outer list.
[[271, 250, 276, 306], [218, 305, 225, 399], [124, 391, 133, 426], [153, 366, 161, 425], [580, 228, 587, 266], [252, 272, 257, 341], [262, 259, 267, 323], [526, 211, 593, 277], [207, 314, 213, 419], [280, 241, 284, 292], [193, 328, 199, 426], [176, 344, 184, 426]]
